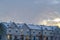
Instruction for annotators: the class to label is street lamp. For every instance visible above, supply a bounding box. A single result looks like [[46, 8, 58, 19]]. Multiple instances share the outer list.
[[7, 35, 10, 40], [7, 34, 12, 40]]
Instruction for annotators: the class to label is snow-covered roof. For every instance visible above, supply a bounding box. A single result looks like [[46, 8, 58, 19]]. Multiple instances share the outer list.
[[42, 26, 53, 30], [27, 24, 41, 30], [0, 22, 58, 30], [1, 22, 10, 28], [0, 22, 17, 28], [16, 23, 27, 28], [27, 24, 57, 30], [17, 23, 23, 28], [40, 25, 57, 30]]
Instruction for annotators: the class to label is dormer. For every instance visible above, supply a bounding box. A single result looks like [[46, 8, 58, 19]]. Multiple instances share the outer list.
[[9, 22, 18, 29]]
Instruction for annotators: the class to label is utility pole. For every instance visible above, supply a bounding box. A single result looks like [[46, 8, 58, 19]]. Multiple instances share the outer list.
[[30, 29, 31, 40], [41, 26, 43, 40]]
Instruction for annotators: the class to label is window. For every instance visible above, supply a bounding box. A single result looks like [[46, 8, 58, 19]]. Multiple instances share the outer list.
[[16, 31, 18, 33], [21, 29, 23, 32], [27, 31, 29, 33], [33, 30, 35, 33], [33, 36, 36, 40], [50, 32, 52, 34], [51, 27, 53, 29], [57, 31, 59, 33], [50, 36, 53, 40], [14, 36, 17, 40], [9, 27, 12, 28], [39, 32, 40, 34], [7, 24, 9, 26], [15, 29, 18, 33], [45, 28, 47, 30], [45, 32, 46, 34], [7, 35, 12, 40], [0, 35, 1, 40], [26, 29, 29, 33], [20, 35, 24, 40], [33, 32, 35, 33], [46, 37, 48, 40], [9, 30, 11, 32]]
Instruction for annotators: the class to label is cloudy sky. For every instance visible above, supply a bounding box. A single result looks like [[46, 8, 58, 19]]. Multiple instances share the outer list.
[[0, 0, 60, 24]]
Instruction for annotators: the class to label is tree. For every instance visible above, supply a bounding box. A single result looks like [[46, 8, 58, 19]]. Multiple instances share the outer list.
[[0, 23, 5, 34]]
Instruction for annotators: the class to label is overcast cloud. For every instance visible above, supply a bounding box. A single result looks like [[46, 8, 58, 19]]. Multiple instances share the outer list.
[[0, 0, 60, 24]]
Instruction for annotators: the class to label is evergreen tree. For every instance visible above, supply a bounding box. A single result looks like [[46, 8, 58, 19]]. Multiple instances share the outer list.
[[0, 23, 5, 34]]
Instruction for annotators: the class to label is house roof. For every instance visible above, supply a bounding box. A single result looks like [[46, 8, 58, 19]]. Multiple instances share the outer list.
[[27, 24, 57, 30], [16, 23, 24, 28], [1, 22, 18, 28], [27, 24, 41, 30], [40, 25, 57, 30], [0, 22, 58, 31], [1, 22, 10, 28]]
